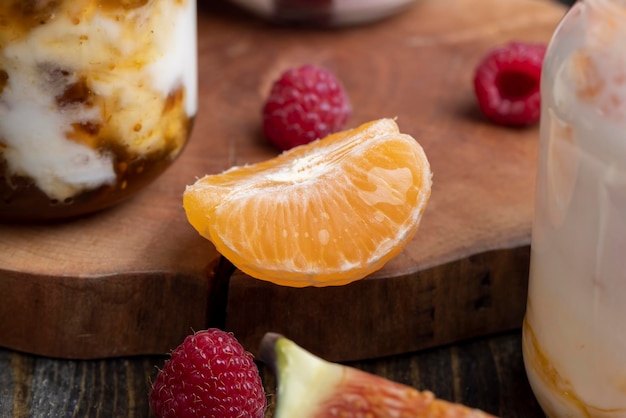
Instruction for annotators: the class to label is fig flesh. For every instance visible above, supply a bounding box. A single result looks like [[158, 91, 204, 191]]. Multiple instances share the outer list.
[[259, 333, 498, 418]]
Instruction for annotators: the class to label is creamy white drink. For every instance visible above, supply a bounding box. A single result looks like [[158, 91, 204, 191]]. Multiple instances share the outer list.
[[0, 0, 197, 221], [523, 0, 626, 416]]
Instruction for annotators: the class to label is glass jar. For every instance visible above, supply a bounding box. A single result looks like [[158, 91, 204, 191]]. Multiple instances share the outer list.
[[0, 0, 197, 222], [522, 0, 626, 416], [229, 0, 416, 26]]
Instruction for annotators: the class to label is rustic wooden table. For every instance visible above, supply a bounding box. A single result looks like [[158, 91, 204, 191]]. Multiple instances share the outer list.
[[0, 330, 546, 417], [0, 0, 577, 416]]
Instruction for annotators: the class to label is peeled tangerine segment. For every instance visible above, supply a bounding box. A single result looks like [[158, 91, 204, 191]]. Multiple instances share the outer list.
[[259, 333, 497, 418], [183, 118, 432, 287]]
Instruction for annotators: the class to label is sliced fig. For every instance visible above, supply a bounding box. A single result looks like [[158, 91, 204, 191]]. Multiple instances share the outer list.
[[259, 333, 498, 418]]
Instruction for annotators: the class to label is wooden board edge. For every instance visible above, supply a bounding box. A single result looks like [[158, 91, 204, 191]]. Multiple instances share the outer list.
[[0, 245, 530, 361], [227, 245, 531, 362], [0, 266, 216, 359]]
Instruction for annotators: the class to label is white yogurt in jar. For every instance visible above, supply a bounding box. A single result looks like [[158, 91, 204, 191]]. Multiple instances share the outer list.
[[523, 1, 626, 416], [0, 0, 197, 203]]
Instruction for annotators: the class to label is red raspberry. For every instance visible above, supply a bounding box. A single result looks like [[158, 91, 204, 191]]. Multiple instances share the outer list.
[[149, 329, 266, 418], [473, 41, 547, 126], [262, 64, 352, 150]]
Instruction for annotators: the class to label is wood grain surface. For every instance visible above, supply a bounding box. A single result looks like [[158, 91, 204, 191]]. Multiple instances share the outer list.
[[0, 0, 567, 360], [0, 330, 546, 418]]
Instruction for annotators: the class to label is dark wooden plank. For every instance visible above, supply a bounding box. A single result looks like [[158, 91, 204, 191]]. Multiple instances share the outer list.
[[0, 331, 546, 417], [1, 351, 160, 418]]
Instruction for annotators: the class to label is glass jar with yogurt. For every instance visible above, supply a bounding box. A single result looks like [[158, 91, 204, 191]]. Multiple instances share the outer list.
[[0, 0, 197, 221], [522, 0, 626, 416]]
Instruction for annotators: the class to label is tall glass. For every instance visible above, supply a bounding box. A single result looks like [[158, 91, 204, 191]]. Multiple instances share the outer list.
[[0, 0, 197, 221], [522, 0, 626, 416]]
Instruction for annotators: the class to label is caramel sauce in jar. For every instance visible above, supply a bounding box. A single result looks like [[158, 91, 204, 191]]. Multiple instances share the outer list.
[[0, 0, 197, 221]]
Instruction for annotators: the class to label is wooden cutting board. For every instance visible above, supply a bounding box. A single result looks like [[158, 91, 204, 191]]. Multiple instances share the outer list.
[[0, 0, 566, 361]]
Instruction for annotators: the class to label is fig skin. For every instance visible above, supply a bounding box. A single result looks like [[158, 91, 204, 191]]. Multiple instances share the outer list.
[[259, 333, 498, 418]]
